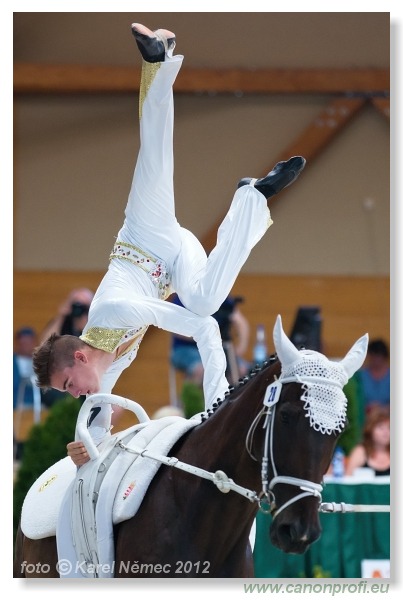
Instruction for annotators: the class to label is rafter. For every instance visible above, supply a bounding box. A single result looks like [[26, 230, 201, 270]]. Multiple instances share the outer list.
[[370, 97, 390, 120], [268, 96, 368, 163], [13, 63, 389, 95], [201, 97, 367, 252]]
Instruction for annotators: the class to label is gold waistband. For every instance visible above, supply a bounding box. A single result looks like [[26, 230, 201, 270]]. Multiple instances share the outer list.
[[109, 240, 171, 299]]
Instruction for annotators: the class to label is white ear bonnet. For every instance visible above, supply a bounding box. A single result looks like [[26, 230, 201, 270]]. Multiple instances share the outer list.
[[273, 315, 368, 435]]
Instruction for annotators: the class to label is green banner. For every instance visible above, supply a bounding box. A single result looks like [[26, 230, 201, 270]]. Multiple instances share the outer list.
[[253, 481, 390, 578]]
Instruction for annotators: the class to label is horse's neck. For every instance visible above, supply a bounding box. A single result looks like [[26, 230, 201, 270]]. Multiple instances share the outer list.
[[221, 359, 280, 435], [188, 360, 280, 483]]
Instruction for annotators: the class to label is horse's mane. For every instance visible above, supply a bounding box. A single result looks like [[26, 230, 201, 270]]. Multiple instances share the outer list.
[[199, 354, 279, 423]]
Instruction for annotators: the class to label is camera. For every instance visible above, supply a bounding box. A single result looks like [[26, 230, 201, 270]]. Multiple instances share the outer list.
[[213, 296, 244, 342], [70, 301, 90, 318]]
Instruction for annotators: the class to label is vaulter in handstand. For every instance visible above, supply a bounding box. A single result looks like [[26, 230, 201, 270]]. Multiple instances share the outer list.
[[33, 23, 306, 466]]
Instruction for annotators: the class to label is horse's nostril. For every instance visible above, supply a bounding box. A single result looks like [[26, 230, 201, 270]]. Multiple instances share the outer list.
[[278, 523, 296, 541], [278, 520, 320, 545]]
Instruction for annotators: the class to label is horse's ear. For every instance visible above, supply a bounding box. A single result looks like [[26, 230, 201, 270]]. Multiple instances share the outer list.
[[273, 315, 300, 367], [339, 333, 369, 379]]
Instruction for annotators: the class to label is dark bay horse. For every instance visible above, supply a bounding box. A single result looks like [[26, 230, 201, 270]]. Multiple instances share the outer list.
[[14, 316, 368, 578]]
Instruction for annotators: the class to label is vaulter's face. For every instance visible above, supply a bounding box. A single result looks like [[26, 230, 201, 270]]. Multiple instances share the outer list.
[[50, 352, 101, 398]]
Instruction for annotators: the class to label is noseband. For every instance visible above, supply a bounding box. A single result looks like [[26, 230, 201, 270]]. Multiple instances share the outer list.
[[246, 374, 343, 519]]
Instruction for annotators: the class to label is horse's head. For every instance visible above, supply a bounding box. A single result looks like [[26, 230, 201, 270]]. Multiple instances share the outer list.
[[256, 315, 368, 554]]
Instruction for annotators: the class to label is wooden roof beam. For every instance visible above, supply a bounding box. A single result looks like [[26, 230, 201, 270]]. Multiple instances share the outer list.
[[14, 63, 389, 95], [370, 97, 390, 120], [201, 97, 367, 252], [267, 96, 368, 164]]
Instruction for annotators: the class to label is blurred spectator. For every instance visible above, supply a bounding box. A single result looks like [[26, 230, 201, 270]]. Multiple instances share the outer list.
[[39, 287, 94, 407], [337, 375, 363, 456], [345, 406, 390, 477], [356, 338, 390, 412], [39, 287, 94, 343], [170, 293, 250, 385], [170, 293, 250, 417], [13, 327, 39, 409], [13, 327, 43, 460]]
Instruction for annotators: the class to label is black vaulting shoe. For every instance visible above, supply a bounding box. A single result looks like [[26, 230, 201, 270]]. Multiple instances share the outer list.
[[131, 23, 176, 63], [238, 156, 306, 201]]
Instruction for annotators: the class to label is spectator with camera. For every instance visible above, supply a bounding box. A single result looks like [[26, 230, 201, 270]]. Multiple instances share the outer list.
[[39, 288, 94, 343], [38, 288, 94, 407], [170, 293, 250, 416], [170, 293, 250, 385]]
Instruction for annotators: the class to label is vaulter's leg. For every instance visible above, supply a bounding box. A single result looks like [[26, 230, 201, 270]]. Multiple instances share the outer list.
[[174, 157, 306, 316], [116, 24, 183, 266]]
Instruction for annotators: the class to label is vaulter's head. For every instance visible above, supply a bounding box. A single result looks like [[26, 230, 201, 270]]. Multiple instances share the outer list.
[[33, 334, 101, 398]]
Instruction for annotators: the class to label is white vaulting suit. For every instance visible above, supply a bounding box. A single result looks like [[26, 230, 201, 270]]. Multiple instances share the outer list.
[[80, 54, 273, 446]]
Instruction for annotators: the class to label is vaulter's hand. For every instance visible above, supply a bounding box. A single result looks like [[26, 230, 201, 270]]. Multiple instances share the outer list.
[[67, 440, 90, 466]]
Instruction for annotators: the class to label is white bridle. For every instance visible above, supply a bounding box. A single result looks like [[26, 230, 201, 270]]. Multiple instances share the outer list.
[[247, 374, 346, 519], [252, 314, 368, 519]]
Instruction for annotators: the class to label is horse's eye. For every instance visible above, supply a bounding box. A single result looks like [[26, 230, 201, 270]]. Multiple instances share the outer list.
[[280, 411, 290, 424], [278, 404, 300, 424]]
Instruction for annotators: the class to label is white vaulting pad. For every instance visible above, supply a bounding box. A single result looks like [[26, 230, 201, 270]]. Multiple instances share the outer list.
[[109, 415, 200, 524], [20, 415, 200, 547], [21, 456, 77, 539], [92, 415, 200, 574], [20, 422, 146, 541]]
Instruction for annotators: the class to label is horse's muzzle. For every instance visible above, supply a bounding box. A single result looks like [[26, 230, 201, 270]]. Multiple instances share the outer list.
[[269, 514, 322, 554]]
